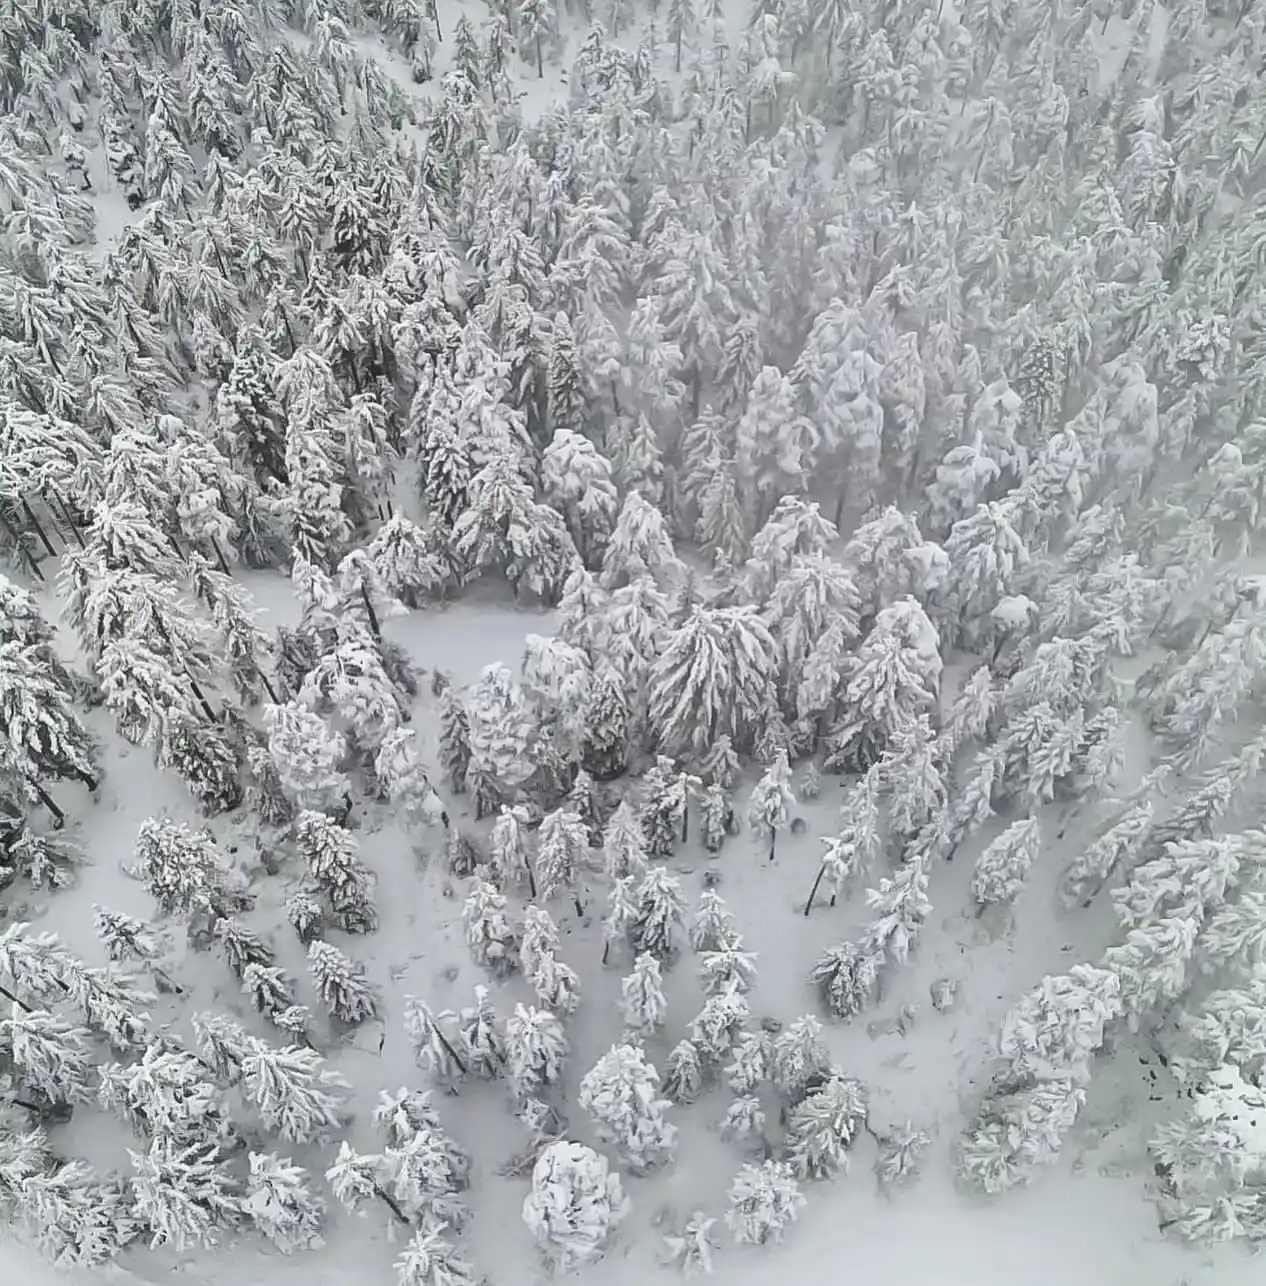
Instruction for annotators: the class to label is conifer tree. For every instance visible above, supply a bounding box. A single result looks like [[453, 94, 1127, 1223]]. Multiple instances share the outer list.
[[463, 880, 519, 978], [404, 998, 469, 1083], [522, 1141, 628, 1273], [490, 805, 535, 894], [725, 1160, 805, 1245], [747, 750, 796, 860], [632, 868, 686, 960], [262, 702, 349, 812], [244, 1151, 326, 1253], [602, 876, 638, 967], [459, 986, 507, 1079], [583, 665, 632, 780], [579, 1043, 678, 1172], [972, 818, 1042, 910], [536, 806, 590, 918], [438, 687, 472, 795], [308, 941, 379, 1025], [506, 1003, 568, 1098], [784, 1076, 868, 1180], [621, 952, 668, 1039]]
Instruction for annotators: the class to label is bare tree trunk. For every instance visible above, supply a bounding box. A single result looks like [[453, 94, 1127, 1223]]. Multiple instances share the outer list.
[[803, 863, 828, 916]]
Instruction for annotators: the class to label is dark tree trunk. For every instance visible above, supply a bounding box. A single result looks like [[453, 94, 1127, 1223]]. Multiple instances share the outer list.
[[803, 863, 828, 916], [22, 499, 56, 557]]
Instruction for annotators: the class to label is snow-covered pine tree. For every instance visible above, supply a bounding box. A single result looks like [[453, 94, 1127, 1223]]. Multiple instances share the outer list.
[[529, 949, 582, 1017], [506, 1003, 568, 1099], [601, 804, 648, 887], [0, 641, 99, 795], [307, 941, 379, 1025], [721, 1024, 768, 1097], [690, 986, 752, 1065], [579, 1042, 677, 1172], [602, 876, 638, 967], [239, 1042, 349, 1144], [747, 750, 796, 861], [811, 941, 883, 1020], [490, 805, 535, 894], [874, 1121, 931, 1189], [212, 919, 273, 981], [242, 963, 297, 1022], [1, 1005, 94, 1108], [699, 939, 759, 997], [463, 878, 519, 977], [292, 810, 377, 933], [650, 607, 778, 759], [128, 1138, 244, 1251], [404, 998, 468, 1084], [395, 1225, 478, 1286], [243, 1152, 326, 1252], [522, 1141, 629, 1272], [632, 868, 686, 960], [958, 1076, 1087, 1194], [720, 1093, 767, 1147], [640, 755, 682, 857], [972, 817, 1042, 911], [770, 1016, 832, 1103], [1059, 796, 1154, 909], [542, 429, 619, 566], [465, 663, 533, 818], [133, 818, 233, 918], [285, 893, 324, 946], [583, 664, 632, 781], [622, 953, 668, 1040], [262, 701, 349, 812], [700, 783, 738, 854], [701, 734, 742, 790], [438, 686, 472, 795], [94, 907, 167, 966], [689, 888, 739, 954], [536, 805, 590, 917], [459, 986, 507, 1079], [785, 1076, 868, 1180], [998, 966, 1122, 1083], [661, 1038, 706, 1106], [664, 1210, 717, 1278], [724, 1160, 806, 1245]]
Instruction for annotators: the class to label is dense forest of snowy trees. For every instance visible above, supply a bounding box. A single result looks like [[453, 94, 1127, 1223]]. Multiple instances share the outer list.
[[3, 0, 1266, 1275]]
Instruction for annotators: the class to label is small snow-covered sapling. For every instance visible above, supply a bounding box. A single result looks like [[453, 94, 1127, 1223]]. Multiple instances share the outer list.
[[663, 1211, 719, 1278], [529, 949, 582, 1015], [719, 1095, 766, 1148], [459, 986, 507, 1078], [724, 1160, 805, 1246], [404, 998, 469, 1082], [874, 1121, 931, 1190], [662, 1039, 705, 1105]]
